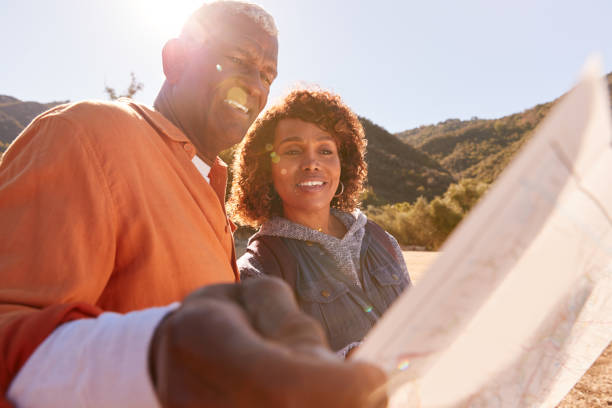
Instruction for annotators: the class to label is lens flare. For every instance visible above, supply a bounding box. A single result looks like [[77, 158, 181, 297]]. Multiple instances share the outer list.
[[397, 360, 410, 371], [226, 86, 247, 107]]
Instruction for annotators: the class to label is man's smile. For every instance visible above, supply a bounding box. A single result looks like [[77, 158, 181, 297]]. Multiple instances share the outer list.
[[224, 98, 249, 114], [224, 86, 251, 115]]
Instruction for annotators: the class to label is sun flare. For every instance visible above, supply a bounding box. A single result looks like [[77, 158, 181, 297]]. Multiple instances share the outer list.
[[131, 0, 205, 38]]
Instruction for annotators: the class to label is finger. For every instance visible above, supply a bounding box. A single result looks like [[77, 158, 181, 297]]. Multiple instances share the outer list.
[[259, 351, 388, 408], [155, 295, 282, 407], [237, 276, 389, 407], [239, 276, 329, 350], [311, 361, 388, 408]]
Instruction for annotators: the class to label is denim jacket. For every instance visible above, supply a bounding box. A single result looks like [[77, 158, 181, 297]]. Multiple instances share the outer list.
[[239, 213, 411, 351]]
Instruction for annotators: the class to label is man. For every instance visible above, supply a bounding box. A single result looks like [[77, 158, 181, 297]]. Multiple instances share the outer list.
[[0, 2, 386, 407]]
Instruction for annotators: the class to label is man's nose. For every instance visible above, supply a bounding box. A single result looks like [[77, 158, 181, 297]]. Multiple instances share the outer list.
[[241, 70, 268, 109]]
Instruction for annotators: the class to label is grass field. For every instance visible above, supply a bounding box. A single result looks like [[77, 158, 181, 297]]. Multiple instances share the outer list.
[[403, 251, 612, 407]]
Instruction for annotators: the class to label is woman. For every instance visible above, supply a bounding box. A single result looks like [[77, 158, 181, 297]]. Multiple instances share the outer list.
[[228, 89, 411, 354]]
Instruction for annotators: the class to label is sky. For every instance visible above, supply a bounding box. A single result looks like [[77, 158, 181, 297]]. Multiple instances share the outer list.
[[2, 0, 612, 133]]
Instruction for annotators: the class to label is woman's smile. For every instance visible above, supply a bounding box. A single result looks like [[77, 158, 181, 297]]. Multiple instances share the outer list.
[[296, 179, 327, 191], [271, 118, 341, 219]]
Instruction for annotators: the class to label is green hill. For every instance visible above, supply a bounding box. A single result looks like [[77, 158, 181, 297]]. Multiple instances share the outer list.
[[397, 106, 553, 184], [397, 72, 612, 184], [0, 96, 67, 148], [359, 117, 455, 204]]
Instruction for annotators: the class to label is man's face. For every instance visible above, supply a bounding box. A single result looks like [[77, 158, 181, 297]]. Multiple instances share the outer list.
[[172, 13, 278, 161]]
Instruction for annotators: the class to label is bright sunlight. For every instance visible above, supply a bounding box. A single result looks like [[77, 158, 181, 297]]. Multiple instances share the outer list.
[[129, 0, 205, 39]]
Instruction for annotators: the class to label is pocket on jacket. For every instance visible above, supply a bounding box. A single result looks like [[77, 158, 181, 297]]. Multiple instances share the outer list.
[[296, 277, 349, 303], [370, 262, 407, 287], [296, 277, 373, 351]]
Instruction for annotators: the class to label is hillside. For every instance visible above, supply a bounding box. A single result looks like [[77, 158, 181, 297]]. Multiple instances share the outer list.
[[397, 72, 612, 184], [0, 96, 67, 148], [0, 94, 454, 205], [397, 106, 554, 184], [359, 117, 455, 204]]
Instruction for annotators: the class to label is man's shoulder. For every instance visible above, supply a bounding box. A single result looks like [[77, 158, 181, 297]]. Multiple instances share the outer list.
[[4, 99, 156, 161], [32, 99, 160, 151], [40, 99, 144, 127]]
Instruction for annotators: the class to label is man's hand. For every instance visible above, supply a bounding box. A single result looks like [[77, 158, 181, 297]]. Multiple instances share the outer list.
[[149, 277, 387, 408]]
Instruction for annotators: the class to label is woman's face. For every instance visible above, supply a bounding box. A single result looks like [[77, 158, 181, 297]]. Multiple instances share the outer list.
[[271, 118, 341, 217]]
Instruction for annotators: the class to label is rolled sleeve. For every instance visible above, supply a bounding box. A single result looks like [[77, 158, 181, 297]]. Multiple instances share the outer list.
[[7, 303, 179, 408]]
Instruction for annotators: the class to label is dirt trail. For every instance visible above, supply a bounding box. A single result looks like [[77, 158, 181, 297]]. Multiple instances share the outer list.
[[403, 251, 612, 407]]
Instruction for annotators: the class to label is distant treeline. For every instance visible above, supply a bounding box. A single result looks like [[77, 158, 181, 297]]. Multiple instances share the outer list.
[[363, 178, 488, 250]]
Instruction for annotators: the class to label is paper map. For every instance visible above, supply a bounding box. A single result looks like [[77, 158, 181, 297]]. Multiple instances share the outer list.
[[354, 57, 612, 407]]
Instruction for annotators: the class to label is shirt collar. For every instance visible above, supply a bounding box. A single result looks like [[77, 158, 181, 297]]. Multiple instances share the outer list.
[[122, 98, 190, 144], [121, 99, 229, 189]]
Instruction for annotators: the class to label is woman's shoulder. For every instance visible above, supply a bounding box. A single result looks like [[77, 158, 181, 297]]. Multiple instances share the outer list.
[[363, 217, 393, 239], [237, 249, 264, 280], [239, 233, 302, 288]]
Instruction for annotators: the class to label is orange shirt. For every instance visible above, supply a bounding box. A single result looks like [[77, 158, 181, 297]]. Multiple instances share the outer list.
[[0, 100, 237, 401]]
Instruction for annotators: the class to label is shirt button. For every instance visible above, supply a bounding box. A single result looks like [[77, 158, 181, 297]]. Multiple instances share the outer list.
[[392, 274, 399, 281], [321, 290, 331, 298], [306, 241, 313, 246], [183, 144, 194, 155]]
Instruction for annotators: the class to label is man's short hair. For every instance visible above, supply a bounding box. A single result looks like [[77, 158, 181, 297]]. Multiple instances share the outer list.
[[182, 1, 277, 42]]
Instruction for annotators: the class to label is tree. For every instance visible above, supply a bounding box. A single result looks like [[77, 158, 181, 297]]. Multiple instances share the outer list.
[[104, 72, 144, 100]]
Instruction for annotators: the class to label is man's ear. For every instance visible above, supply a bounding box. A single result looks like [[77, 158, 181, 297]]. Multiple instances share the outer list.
[[162, 39, 188, 85]]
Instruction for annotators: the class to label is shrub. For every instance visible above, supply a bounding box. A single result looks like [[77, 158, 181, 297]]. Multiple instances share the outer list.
[[365, 179, 489, 250]]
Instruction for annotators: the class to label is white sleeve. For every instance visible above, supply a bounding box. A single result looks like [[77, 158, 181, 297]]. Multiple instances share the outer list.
[[7, 303, 179, 408]]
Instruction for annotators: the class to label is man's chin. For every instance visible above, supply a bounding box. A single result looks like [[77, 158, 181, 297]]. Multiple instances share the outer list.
[[220, 124, 251, 150]]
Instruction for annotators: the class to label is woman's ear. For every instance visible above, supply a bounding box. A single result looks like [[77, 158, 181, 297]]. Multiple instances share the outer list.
[[162, 39, 188, 85]]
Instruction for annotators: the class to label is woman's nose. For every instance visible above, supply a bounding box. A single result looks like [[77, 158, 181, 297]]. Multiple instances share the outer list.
[[301, 152, 320, 171]]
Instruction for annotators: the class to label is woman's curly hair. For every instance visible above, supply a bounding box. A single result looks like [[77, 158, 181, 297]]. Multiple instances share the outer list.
[[228, 88, 367, 228]]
